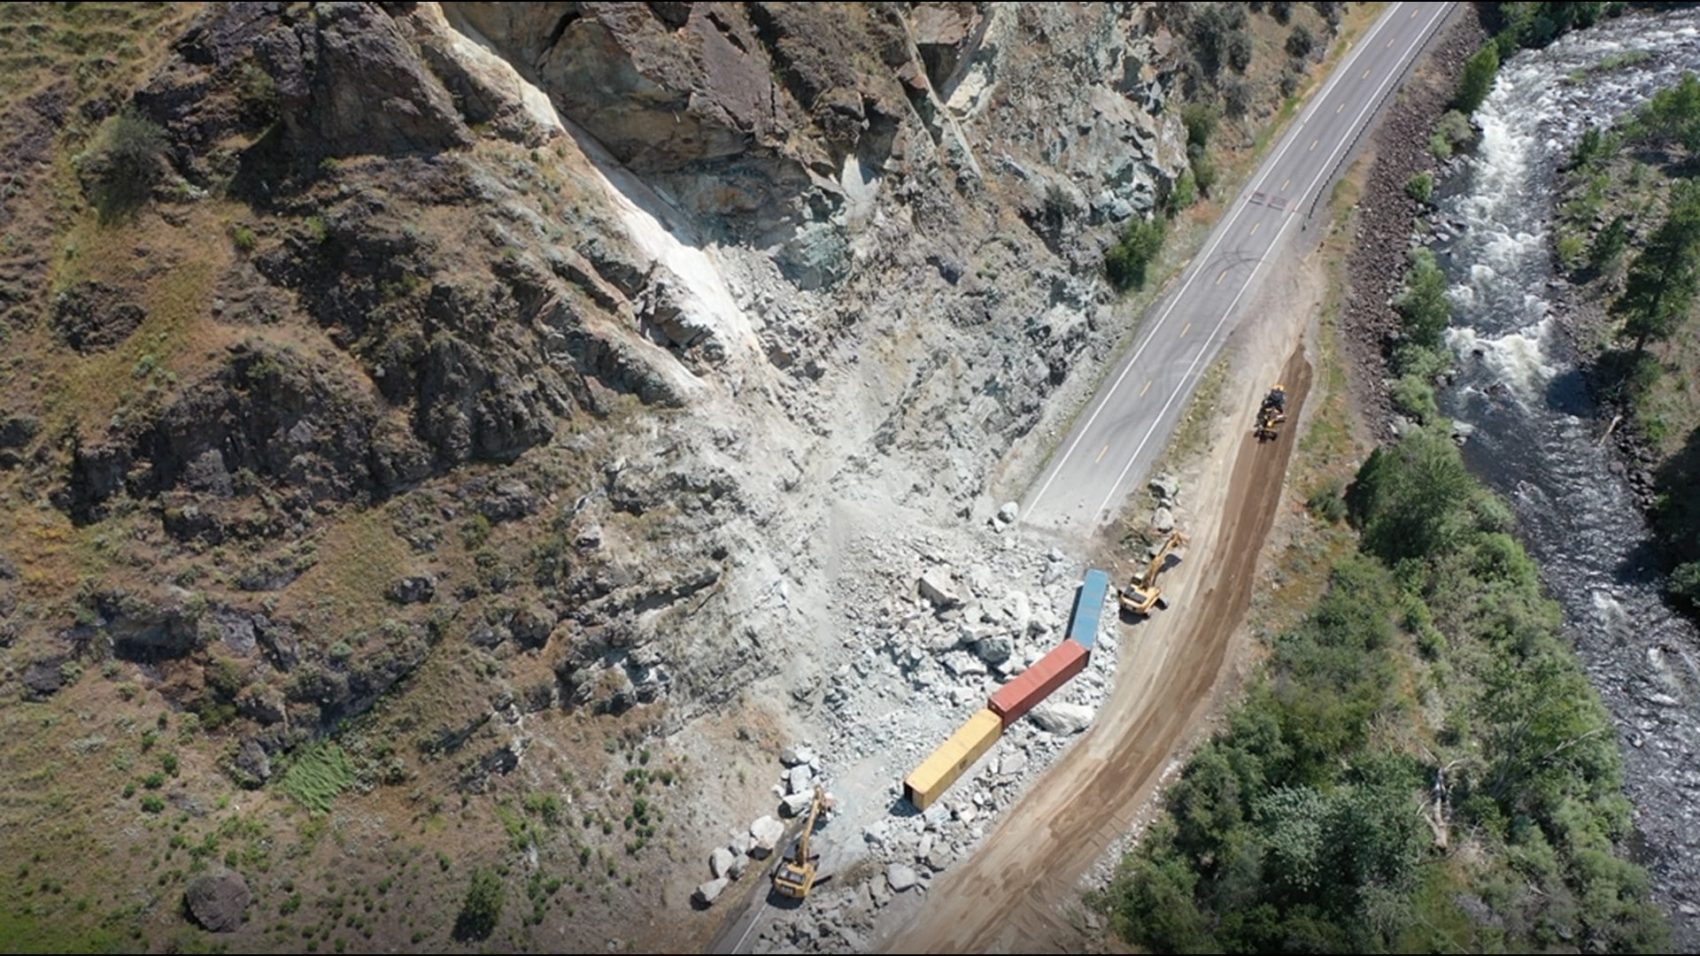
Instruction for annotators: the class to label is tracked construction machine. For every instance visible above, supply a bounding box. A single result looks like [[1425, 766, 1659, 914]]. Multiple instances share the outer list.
[[1119, 530, 1188, 616], [1254, 384, 1287, 441], [771, 787, 834, 900]]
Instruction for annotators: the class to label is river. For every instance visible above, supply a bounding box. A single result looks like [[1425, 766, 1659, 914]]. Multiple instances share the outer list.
[[1435, 7, 1700, 943]]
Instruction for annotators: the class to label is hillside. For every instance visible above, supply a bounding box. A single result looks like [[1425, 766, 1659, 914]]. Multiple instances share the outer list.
[[0, 2, 1356, 951]]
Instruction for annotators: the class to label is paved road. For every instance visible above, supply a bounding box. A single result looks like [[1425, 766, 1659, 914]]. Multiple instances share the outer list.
[[1021, 1, 1454, 535]]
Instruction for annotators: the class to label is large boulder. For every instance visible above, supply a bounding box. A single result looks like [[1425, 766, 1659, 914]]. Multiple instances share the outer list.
[[748, 815, 785, 859], [918, 570, 962, 609], [1030, 701, 1094, 735], [184, 870, 251, 932]]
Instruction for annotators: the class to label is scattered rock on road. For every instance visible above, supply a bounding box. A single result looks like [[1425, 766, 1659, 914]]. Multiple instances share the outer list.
[[918, 570, 962, 609]]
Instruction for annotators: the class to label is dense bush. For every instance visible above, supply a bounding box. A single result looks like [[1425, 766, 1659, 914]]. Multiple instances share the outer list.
[[1105, 217, 1167, 292], [1286, 24, 1315, 60], [1405, 171, 1434, 204], [453, 868, 504, 941], [1456, 44, 1501, 113], [85, 107, 167, 220]]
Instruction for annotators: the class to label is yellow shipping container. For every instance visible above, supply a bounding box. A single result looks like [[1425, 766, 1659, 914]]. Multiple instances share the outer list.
[[903, 708, 1002, 809]]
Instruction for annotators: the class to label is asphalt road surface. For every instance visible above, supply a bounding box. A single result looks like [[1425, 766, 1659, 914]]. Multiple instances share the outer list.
[[1020, 1, 1454, 535]]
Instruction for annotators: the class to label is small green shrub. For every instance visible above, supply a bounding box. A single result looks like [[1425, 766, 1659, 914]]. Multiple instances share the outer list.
[[1405, 171, 1435, 204], [232, 226, 257, 252], [141, 795, 166, 814]]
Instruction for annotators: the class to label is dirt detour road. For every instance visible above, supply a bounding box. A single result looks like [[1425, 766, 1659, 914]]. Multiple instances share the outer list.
[[883, 346, 1313, 953]]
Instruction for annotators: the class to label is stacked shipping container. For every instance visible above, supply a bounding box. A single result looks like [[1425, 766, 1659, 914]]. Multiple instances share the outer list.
[[901, 568, 1114, 808]]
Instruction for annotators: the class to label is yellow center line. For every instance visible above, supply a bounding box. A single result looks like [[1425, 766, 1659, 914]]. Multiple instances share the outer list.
[[1280, 178, 1291, 191], [1216, 268, 1228, 285], [1094, 444, 1110, 464], [1249, 221, 1261, 236], [1140, 379, 1153, 397], [1180, 322, 1193, 338], [1362, 67, 1372, 79], [1309, 138, 1318, 151], [1386, 36, 1395, 48], [1410, 7, 1419, 16], [1336, 102, 1345, 114]]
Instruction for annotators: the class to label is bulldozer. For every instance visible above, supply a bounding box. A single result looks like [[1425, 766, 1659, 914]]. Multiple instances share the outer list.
[[1254, 384, 1287, 442], [771, 787, 834, 900], [1119, 530, 1188, 616]]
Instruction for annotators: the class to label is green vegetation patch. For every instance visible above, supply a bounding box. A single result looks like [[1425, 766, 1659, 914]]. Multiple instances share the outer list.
[[1101, 427, 1667, 952], [279, 741, 355, 815]]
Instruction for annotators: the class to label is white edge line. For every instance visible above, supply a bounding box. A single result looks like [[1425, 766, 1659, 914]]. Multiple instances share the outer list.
[[1087, 1, 1450, 524], [1022, 2, 1409, 520]]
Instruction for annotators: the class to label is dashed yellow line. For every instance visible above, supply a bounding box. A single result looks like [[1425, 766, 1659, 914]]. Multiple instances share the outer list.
[[1337, 102, 1345, 114], [1386, 36, 1395, 47], [1249, 221, 1261, 237], [1280, 178, 1291, 191], [1140, 379, 1153, 397], [1410, 7, 1419, 16], [1216, 268, 1228, 285], [1309, 138, 1319, 151], [1362, 67, 1372, 79], [1180, 322, 1193, 338], [1094, 444, 1110, 464]]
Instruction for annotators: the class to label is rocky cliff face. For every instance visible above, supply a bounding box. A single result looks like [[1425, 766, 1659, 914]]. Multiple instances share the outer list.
[[0, 1, 1341, 948]]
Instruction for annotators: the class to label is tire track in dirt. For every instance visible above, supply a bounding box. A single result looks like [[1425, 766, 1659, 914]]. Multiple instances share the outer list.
[[883, 346, 1312, 954]]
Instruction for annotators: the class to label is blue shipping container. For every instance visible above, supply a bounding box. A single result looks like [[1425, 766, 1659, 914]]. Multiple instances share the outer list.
[[1067, 569, 1111, 650]]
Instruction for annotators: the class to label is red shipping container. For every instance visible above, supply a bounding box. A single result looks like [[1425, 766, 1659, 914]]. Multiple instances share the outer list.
[[988, 639, 1089, 727]]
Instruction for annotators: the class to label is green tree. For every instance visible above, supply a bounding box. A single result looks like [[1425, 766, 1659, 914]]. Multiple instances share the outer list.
[[1396, 248, 1450, 352], [1350, 428, 1477, 564], [1105, 217, 1166, 291], [87, 107, 168, 221], [1612, 180, 1700, 351], [1456, 44, 1501, 113], [454, 868, 504, 941], [1632, 71, 1700, 151], [1589, 214, 1630, 274]]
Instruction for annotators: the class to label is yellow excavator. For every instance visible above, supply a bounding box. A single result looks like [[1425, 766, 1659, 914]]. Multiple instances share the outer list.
[[1254, 384, 1287, 442], [1119, 530, 1188, 616], [771, 787, 834, 900]]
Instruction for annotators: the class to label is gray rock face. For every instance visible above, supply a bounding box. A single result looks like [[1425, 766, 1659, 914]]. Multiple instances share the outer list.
[[232, 737, 272, 788], [781, 790, 816, 817], [21, 659, 65, 700], [508, 603, 557, 649], [386, 575, 436, 604], [184, 870, 251, 932], [779, 745, 817, 767], [1153, 507, 1175, 533]]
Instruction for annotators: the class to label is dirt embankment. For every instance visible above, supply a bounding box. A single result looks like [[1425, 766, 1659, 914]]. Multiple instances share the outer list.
[[1338, 11, 1487, 430]]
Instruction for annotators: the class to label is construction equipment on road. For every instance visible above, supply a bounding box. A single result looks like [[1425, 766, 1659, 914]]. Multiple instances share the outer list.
[[1119, 530, 1188, 616], [771, 786, 834, 900], [1254, 384, 1288, 441]]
